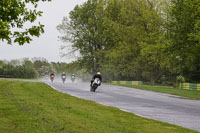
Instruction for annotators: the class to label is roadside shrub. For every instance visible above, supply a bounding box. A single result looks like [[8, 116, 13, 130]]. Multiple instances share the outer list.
[[176, 75, 185, 88]]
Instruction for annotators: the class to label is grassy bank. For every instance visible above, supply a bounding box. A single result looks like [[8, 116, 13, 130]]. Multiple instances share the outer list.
[[0, 78, 37, 81], [0, 80, 198, 133], [110, 83, 200, 100]]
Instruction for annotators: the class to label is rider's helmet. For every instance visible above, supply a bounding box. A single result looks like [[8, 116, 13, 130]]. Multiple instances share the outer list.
[[71, 73, 75, 78], [50, 73, 54, 76], [97, 72, 101, 75], [62, 72, 66, 75]]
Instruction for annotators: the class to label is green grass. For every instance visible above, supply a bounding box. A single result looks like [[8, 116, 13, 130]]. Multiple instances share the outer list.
[[0, 80, 198, 133], [109, 83, 200, 100], [0, 78, 37, 81]]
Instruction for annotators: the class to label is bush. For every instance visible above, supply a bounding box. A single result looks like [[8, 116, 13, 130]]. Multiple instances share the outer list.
[[176, 75, 185, 83], [176, 75, 185, 88]]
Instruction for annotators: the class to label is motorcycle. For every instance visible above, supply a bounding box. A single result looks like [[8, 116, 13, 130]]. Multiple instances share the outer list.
[[90, 78, 101, 92], [50, 75, 55, 82], [62, 75, 66, 83], [71, 75, 75, 83]]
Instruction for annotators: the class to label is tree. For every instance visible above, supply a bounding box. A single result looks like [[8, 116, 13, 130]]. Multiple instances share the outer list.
[[57, 0, 106, 73], [169, 0, 200, 82], [32, 57, 51, 77], [100, 0, 169, 83], [57, 0, 171, 83], [0, 0, 51, 45]]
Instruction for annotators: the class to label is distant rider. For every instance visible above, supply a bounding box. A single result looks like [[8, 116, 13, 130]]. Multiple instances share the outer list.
[[61, 72, 66, 83], [90, 72, 102, 87], [71, 73, 75, 78], [50, 73, 55, 78], [71, 73, 75, 82], [50, 73, 55, 81], [61, 72, 66, 79]]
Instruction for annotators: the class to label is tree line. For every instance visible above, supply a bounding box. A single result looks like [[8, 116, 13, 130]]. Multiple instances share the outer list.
[[0, 58, 87, 79], [57, 0, 200, 85]]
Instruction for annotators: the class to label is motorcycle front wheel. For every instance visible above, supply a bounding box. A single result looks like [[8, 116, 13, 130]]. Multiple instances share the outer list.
[[91, 84, 98, 92]]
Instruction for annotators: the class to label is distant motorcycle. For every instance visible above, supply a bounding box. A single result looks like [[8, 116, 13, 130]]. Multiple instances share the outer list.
[[62, 75, 66, 83], [50, 75, 55, 82], [90, 78, 101, 92], [71, 75, 75, 83]]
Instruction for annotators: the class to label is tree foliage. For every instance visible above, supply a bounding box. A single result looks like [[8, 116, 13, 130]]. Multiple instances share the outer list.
[[0, 58, 89, 80], [169, 0, 200, 82], [57, 0, 168, 83], [57, 0, 105, 73], [57, 0, 200, 84], [0, 0, 51, 45]]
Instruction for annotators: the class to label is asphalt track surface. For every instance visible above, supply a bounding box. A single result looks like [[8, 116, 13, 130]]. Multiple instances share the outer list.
[[46, 81, 200, 132]]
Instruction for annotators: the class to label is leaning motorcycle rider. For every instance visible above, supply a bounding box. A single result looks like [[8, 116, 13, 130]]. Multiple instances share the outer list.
[[90, 72, 102, 87]]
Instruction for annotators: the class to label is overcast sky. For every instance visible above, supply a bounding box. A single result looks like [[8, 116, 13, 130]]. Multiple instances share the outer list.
[[0, 0, 87, 63]]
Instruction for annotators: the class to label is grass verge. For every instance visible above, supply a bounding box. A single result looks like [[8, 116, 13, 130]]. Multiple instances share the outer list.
[[109, 83, 200, 100], [0, 78, 37, 81], [0, 80, 198, 133]]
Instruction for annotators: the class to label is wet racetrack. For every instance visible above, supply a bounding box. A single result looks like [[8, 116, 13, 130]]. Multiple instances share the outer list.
[[46, 81, 200, 132]]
